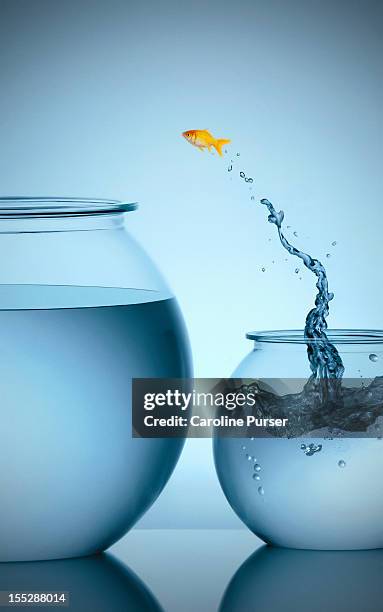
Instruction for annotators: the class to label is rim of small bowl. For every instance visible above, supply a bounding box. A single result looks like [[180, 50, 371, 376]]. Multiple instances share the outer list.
[[246, 329, 383, 345]]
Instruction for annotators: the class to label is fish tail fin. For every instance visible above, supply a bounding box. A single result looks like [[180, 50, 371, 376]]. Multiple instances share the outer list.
[[214, 138, 231, 156]]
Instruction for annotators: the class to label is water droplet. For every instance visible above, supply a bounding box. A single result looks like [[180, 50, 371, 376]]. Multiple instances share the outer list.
[[254, 464, 261, 472], [258, 486, 265, 496], [253, 473, 261, 481], [295, 268, 299, 274], [338, 460, 346, 468], [261, 267, 266, 272], [293, 231, 298, 237], [301, 443, 322, 456], [287, 225, 291, 229], [246, 454, 252, 461], [250, 196, 255, 200], [240, 171, 245, 178], [250, 437, 255, 441], [241, 445, 246, 451], [272, 260, 275, 264], [236, 152, 240, 156], [369, 354, 378, 362], [227, 165, 232, 172], [332, 241, 337, 246], [326, 253, 331, 258], [248, 178, 253, 183]]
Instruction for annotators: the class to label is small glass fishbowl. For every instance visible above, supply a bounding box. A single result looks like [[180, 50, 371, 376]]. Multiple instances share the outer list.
[[214, 330, 383, 550], [0, 197, 192, 562]]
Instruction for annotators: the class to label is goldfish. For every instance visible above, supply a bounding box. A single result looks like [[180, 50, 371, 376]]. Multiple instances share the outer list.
[[182, 129, 231, 156]]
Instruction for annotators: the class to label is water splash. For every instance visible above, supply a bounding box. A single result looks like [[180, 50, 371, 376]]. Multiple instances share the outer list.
[[224, 153, 382, 437], [260, 198, 344, 381]]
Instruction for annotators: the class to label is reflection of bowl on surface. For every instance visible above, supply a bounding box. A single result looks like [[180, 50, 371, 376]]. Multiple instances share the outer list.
[[0, 553, 163, 612], [0, 198, 192, 561], [214, 330, 383, 549], [219, 545, 383, 612]]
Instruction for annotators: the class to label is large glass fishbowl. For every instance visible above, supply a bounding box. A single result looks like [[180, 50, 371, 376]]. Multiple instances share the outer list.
[[214, 330, 383, 550], [0, 197, 192, 562]]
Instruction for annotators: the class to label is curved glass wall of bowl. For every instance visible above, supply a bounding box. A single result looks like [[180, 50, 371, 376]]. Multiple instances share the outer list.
[[214, 330, 383, 550], [0, 198, 192, 562]]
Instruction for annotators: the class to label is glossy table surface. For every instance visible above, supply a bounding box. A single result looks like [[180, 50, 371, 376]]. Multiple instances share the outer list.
[[1, 529, 383, 611]]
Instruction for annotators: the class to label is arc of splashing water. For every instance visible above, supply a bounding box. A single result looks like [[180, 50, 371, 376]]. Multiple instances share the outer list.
[[260, 198, 344, 380]]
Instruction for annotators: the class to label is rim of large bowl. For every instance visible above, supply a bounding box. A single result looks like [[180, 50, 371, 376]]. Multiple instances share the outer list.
[[0, 197, 137, 216], [246, 329, 383, 345]]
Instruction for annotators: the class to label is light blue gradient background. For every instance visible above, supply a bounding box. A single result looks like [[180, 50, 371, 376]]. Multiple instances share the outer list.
[[0, 0, 382, 528]]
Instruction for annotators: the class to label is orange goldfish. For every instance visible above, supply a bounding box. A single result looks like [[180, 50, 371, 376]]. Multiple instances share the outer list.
[[182, 129, 231, 156]]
